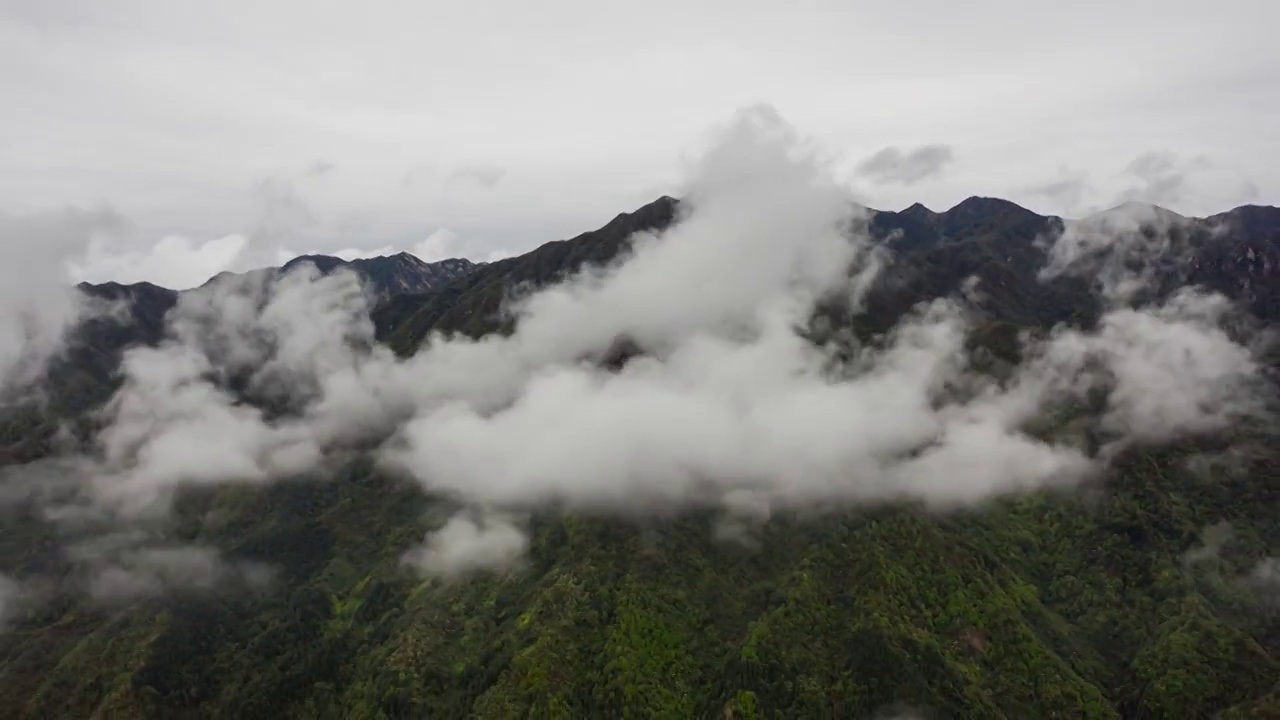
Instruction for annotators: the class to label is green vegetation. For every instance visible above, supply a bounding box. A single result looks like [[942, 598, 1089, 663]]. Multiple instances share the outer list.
[[0, 448, 1272, 718], [0, 197, 1276, 717]]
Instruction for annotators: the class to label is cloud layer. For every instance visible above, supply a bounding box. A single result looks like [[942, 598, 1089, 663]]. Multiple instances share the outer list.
[[54, 106, 1269, 578]]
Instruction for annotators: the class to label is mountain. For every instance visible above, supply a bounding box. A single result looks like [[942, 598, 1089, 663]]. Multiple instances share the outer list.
[[2, 251, 482, 436], [1, 194, 1278, 718], [303, 252, 480, 303], [862, 197, 1280, 330], [373, 195, 679, 348], [213, 252, 482, 303]]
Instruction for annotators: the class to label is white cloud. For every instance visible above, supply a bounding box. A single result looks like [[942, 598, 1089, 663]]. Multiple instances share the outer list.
[[1246, 557, 1280, 605], [330, 246, 395, 261], [72, 106, 1271, 576], [71, 232, 249, 290], [271, 246, 396, 265], [481, 248, 515, 263], [409, 228, 509, 264], [1039, 200, 1191, 303], [370, 109, 1102, 530], [1182, 521, 1234, 566], [67, 539, 272, 602], [411, 228, 462, 263], [404, 511, 528, 577], [1090, 291, 1263, 442], [90, 263, 384, 515], [0, 207, 120, 394]]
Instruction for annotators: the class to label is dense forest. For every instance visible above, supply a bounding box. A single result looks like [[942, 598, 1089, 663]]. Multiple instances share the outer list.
[[0, 187, 1278, 719]]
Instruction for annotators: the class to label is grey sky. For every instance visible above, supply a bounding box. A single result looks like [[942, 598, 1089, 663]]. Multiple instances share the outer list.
[[3, 0, 1277, 288]]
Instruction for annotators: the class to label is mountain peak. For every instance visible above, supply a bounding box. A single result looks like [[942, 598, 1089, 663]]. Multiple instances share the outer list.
[[901, 201, 937, 217], [387, 250, 426, 264], [280, 253, 347, 274], [933, 196, 1048, 240], [348, 254, 479, 301], [946, 196, 1035, 217]]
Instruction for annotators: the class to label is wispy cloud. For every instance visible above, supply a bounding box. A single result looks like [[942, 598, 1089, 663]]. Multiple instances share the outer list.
[[0, 206, 125, 395], [855, 144, 954, 185]]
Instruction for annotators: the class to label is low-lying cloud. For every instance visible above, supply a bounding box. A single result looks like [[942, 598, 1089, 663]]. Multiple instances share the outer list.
[[0, 207, 126, 397], [84, 545, 272, 602], [403, 511, 528, 577], [21, 105, 1270, 578], [1246, 557, 1280, 608], [1039, 200, 1191, 304], [90, 262, 391, 516]]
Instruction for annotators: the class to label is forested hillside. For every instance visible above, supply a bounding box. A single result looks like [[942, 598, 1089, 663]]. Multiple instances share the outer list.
[[1, 127, 1278, 718]]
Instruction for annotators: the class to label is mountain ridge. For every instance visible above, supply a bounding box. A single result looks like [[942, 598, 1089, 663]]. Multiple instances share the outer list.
[[74, 196, 1280, 301], [43, 193, 1279, 416]]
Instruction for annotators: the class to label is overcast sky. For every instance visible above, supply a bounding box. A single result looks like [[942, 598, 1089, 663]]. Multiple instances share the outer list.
[[3, 0, 1277, 288]]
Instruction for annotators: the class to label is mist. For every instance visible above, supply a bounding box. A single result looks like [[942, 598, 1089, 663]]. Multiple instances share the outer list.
[[1040, 201, 1191, 301], [0, 573, 19, 628], [58, 105, 1270, 576], [79, 543, 272, 602], [0, 208, 122, 396]]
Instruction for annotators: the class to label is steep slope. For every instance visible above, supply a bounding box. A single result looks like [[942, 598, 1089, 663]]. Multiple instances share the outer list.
[[373, 195, 679, 350], [1192, 205, 1280, 320], [0, 281, 178, 465]]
